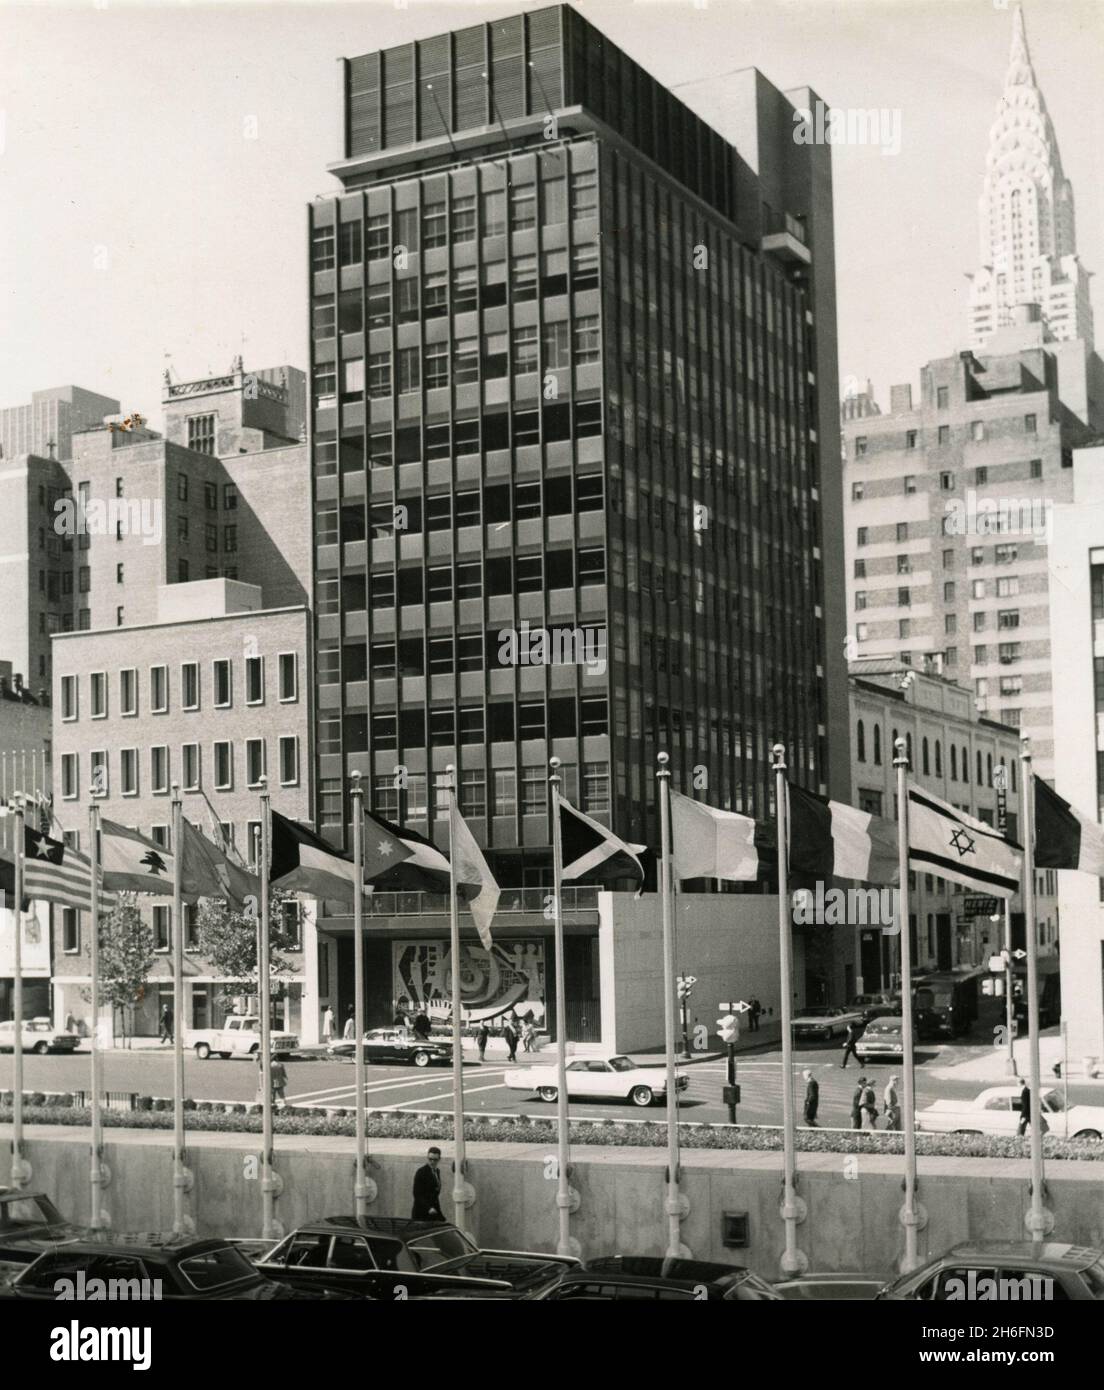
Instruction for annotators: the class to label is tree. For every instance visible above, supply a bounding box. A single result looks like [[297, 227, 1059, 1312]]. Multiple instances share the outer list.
[[96, 894, 156, 1048], [195, 891, 301, 1002]]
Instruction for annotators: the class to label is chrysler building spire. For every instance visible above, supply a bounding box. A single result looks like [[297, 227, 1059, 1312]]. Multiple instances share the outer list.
[[967, 4, 1093, 350]]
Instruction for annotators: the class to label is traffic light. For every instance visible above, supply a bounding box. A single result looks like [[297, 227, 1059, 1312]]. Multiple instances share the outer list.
[[677, 975, 697, 1000], [717, 1014, 740, 1044]]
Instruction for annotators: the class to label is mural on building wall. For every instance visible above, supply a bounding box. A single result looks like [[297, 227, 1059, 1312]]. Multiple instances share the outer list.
[[392, 940, 546, 1023]]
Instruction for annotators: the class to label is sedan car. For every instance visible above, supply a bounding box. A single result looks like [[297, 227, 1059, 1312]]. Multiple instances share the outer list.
[[253, 1217, 577, 1299], [504, 1054, 689, 1108], [326, 1027, 453, 1068], [0, 1190, 81, 1285], [791, 1006, 865, 1042], [0, 1018, 81, 1055], [917, 1085, 1104, 1140], [876, 1242, 1104, 1300], [855, 1016, 908, 1065], [539, 1257, 783, 1301], [0, 1234, 353, 1301]]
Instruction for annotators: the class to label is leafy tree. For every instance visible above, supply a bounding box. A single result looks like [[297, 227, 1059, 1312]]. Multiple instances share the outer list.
[[195, 891, 301, 996], [96, 894, 155, 1048]]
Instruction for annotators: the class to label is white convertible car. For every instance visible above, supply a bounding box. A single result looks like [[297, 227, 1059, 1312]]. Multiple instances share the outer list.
[[504, 1054, 688, 1108], [916, 1086, 1104, 1140]]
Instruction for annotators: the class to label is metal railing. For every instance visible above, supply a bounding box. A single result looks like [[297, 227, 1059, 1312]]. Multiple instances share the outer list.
[[351, 886, 599, 917]]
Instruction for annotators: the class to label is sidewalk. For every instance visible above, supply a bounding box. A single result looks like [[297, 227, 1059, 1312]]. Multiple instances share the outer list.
[[929, 1034, 1104, 1085]]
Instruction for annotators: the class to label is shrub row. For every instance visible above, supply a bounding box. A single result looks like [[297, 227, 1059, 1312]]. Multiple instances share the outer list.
[[2, 1099, 1103, 1161]]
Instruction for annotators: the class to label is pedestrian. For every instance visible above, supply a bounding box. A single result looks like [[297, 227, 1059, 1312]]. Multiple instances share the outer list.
[[883, 1075, 901, 1131], [476, 1020, 490, 1062], [269, 1055, 288, 1110], [850, 1077, 866, 1131], [840, 1018, 864, 1068], [502, 1018, 518, 1062], [412, 1010, 431, 1041], [1017, 1082, 1048, 1138], [411, 1146, 445, 1221], [750, 998, 761, 1033], [521, 1019, 535, 1053], [802, 1068, 819, 1127], [343, 1006, 356, 1041], [321, 1005, 334, 1043], [860, 1077, 879, 1130], [159, 1005, 174, 1045]]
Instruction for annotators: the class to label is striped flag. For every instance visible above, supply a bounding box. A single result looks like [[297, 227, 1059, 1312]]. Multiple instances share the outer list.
[[787, 782, 899, 885], [670, 790, 759, 882], [907, 784, 1021, 896], [1034, 779, 1104, 876], [22, 826, 116, 913], [449, 801, 500, 949], [359, 806, 451, 893]]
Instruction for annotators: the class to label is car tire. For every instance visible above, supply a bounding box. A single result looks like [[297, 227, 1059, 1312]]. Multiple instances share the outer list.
[[538, 1085, 558, 1103], [195, 1043, 211, 1060], [630, 1085, 654, 1107], [413, 1050, 431, 1068], [1073, 1129, 1102, 1141], [34, 1041, 50, 1055]]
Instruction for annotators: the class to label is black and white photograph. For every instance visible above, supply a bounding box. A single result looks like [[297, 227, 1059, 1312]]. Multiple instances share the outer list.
[[1, 0, 1103, 1356]]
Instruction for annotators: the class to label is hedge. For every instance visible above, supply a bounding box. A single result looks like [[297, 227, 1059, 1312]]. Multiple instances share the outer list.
[[2, 1100, 1103, 1160]]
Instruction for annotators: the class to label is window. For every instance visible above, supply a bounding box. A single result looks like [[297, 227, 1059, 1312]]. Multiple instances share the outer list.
[[450, 194, 476, 244], [896, 522, 908, 542], [583, 762, 610, 813], [997, 610, 1020, 630], [425, 342, 449, 390], [998, 642, 1020, 663], [460, 769, 486, 818], [857, 527, 868, 547], [366, 212, 389, 259], [1024, 414, 1036, 434], [398, 347, 420, 394], [971, 421, 984, 442], [214, 741, 232, 790], [182, 743, 200, 791], [937, 386, 949, 408], [852, 482, 864, 502], [509, 182, 536, 232], [943, 581, 955, 602], [856, 623, 868, 642], [61, 753, 78, 799], [88, 671, 107, 718], [945, 614, 957, 634], [570, 170, 598, 220], [855, 591, 867, 611], [62, 908, 79, 954], [213, 659, 232, 708], [1029, 457, 1042, 479], [574, 316, 600, 364], [338, 220, 362, 267], [873, 726, 882, 765], [90, 750, 107, 796], [996, 576, 1019, 597], [541, 321, 570, 370], [368, 353, 391, 398], [120, 748, 138, 796], [273, 652, 298, 704], [898, 587, 911, 607], [854, 559, 866, 579], [187, 415, 216, 456], [940, 471, 954, 491], [61, 675, 78, 721], [151, 746, 169, 794], [938, 425, 950, 445], [279, 736, 299, 786], [857, 720, 866, 761], [975, 466, 988, 485], [897, 554, 911, 575], [906, 430, 917, 450], [453, 337, 479, 384], [150, 665, 168, 714], [311, 223, 335, 271], [119, 668, 137, 717], [904, 475, 916, 494], [999, 675, 1022, 696], [245, 655, 264, 705], [899, 618, 910, 639], [223, 525, 237, 553]]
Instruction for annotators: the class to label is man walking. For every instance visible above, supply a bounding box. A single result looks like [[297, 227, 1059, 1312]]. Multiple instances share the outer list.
[[840, 1017, 864, 1069], [850, 1076, 867, 1131], [476, 1020, 490, 1062], [802, 1069, 819, 1127], [321, 1005, 334, 1043], [502, 1017, 518, 1063], [343, 1006, 356, 1041], [860, 1077, 879, 1130], [749, 998, 761, 1033], [411, 1146, 445, 1221], [1018, 1081, 1048, 1137], [159, 1004, 174, 1045], [883, 1075, 901, 1131], [412, 1009, 431, 1041]]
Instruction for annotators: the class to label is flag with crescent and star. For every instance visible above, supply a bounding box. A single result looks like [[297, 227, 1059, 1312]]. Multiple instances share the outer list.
[[99, 819, 175, 896], [907, 784, 1021, 897]]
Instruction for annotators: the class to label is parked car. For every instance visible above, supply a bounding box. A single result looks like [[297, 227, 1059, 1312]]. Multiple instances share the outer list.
[[912, 972, 980, 1039], [504, 1054, 688, 1108], [876, 1242, 1104, 1300], [0, 1190, 81, 1285], [791, 1006, 865, 1043], [0, 1234, 353, 1300], [326, 1028, 452, 1068], [538, 1257, 783, 1301], [252, 1217, 577, 1299], [0, 1018, 81, 1055], [855, 1015, 909, 1065], [185, 1014, 298, 1060], [916, 1085, 1104, 1140], [774, 1272, 889, 1300]]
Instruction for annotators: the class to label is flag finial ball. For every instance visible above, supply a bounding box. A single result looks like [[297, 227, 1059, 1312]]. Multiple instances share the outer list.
[[657, 751, 669, 767], [549, 756, 561, 769], [895, 737, 907, 754], [772, 743, 785, 756]]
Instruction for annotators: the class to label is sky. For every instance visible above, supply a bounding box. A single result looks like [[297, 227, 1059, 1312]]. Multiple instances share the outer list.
[[1, 0, 1101, 426]]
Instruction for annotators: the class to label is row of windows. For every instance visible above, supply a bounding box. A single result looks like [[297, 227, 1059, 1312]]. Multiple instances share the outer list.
[[61, 655, 299, 721], [852, 416, 1038, 457], [853, 543, 1022, 581], [851, 460, 1044, 499], [855, 721, 1018, 789], [325, 698, 610, 752], [60, 736, 300, 798], [321, 635, 607, 683], [855, 578, 1021, 609], [61, 900, 302, 955]]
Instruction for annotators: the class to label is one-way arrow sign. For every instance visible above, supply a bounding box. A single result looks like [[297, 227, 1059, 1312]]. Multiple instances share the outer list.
[[720, 1000, 752, 1013]]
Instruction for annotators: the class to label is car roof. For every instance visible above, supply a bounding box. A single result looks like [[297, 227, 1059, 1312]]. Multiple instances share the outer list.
[[583, 1256, 749, 1287], [26, 1233, 239, 1258], [293, 1216, 460, 1239], [946, 1242, 1101, 1269]]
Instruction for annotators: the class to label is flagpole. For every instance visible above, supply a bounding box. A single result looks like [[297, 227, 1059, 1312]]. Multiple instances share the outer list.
[[772, 745, 805, 1276], [445, 764, 470, 1235], [1020, 736, 1053, 1240], [656, 752, 687, 1259], [258, 777, 279, 1241], [11, 794, 29, 1189], [170, 786, 191, 1233], [88, 795, 106, 1229], [350, 771, 373, 1216], [548, 758, 576, 1258], [894, 739, 923, 1272]]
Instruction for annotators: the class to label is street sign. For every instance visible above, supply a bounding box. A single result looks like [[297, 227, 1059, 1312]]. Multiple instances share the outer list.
[[964, 896, 1000, 917], [1012, 948, 1027, 960], [722, 1084, 741, 1106], [720, 1000, 752, 1013]]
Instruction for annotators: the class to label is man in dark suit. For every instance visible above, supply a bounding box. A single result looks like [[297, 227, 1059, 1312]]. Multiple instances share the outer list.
[[411, 1146, 445, 1221]]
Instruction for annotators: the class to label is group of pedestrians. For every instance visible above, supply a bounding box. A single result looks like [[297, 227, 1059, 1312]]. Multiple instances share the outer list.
[[801, 1068, 902, 1130], [474, 1012, 538, 1062]]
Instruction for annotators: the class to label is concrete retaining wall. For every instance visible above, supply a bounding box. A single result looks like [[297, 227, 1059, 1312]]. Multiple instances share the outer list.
[[5, 1125, 1104, 1276]]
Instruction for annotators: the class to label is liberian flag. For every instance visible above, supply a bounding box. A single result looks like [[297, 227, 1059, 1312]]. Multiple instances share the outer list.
[[669, 790, 759, 882], [787, 782, 898, 885], [1034, 779, 1104, 876], [558, 798, 646, 885], [907, 784, 1021, 896], [19, 827, 117, 913]]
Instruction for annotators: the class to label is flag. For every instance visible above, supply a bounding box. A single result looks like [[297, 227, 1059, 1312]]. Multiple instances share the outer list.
[[787, 782, 899, 886], [0, 849, 29, 911], [21, 827, 116, 913], [669, 790, 758, 882], [1034, 778, 1104, 876], [268, 811, 364, 906], [178, 816, 260, 907], [907, 785, 1021, 896], [449, 800, 499, 949], [559, 798, 646, 885], [100, 820, 174, 895], [360, 806, 452, 893]]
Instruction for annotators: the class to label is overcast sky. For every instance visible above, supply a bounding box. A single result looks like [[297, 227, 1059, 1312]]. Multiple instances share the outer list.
[[1, 0, 1100, 426]]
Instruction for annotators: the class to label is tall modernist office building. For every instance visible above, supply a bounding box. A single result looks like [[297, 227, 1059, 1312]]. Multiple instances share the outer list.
[[307, 4, 848, 1028]]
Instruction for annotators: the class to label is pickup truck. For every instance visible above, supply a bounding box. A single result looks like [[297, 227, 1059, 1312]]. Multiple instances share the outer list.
[[186, 1015, 298, 1060], [916, 1085, 1104, 1140]]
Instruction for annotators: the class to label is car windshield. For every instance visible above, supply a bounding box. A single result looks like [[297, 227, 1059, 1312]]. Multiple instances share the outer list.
[[608, 1057, 635, 1073], [800, 1008, 835, 1018], [406, 1227, 479, 1269], [0, 1195, 63, 1230], [178, 1246, 259, 1290], [1079, 1259, 1104, 1298], [1042, 1091, 1065, 1112]]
